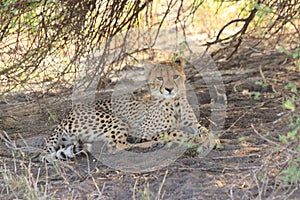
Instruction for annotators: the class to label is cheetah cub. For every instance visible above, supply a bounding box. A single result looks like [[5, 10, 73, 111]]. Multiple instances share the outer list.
[[41, 59, 210, 161]]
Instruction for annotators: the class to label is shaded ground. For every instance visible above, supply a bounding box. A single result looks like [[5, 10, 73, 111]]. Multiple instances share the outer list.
[[0, 48, 299, 199]]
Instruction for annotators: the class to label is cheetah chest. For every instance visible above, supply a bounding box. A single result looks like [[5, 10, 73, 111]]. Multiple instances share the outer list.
[[127, 98, 179, 136]]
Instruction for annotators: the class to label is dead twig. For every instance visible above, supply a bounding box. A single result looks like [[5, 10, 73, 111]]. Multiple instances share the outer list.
[[0, 131, 40, 153], [251, 124, 299, 155], [156, 169, 168, 200], [206, 0, 262, 58]]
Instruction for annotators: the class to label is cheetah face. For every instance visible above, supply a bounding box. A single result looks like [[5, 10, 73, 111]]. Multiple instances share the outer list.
[[147, 59, 186, 99]]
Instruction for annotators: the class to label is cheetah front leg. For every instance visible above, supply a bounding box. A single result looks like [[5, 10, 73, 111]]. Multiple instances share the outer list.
[[128, 129, 201, 149], [129, 124, 214, 152], [41, 127, 89, 162]]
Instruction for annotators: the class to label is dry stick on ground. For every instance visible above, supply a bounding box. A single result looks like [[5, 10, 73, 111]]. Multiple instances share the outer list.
[[251, 124, 298, 155], [156, 169, 168, 200]]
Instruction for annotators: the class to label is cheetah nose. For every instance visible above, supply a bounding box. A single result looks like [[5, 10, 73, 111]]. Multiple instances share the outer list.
[[165, 87, 174, 94]]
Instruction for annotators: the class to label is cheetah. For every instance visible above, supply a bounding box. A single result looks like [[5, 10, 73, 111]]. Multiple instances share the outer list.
[[41, 58, 211, 161]]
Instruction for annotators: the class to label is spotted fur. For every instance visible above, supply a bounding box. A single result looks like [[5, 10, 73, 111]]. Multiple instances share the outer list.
[[41, 59, 209, 161]]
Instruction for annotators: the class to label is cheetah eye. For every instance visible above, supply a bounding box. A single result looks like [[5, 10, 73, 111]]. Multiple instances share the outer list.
[[173, 74, 180, 79], [157, 77, 163, 81]]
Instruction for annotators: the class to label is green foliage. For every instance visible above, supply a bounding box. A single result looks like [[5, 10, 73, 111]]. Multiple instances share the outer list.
[[251, 91, 261, 100], [251, 3, 273, 17], [282, 160, 300, 184], [248, 2, 274, 33], [279, 45, 300, 59], [279, 55, 300, 185], [255, 80, 267, 87], [250, 81, 269, 100], [280, 44, 300, 71], [283, 99, 296, 111], [280, 98, 300, 184], [283, 82, 298, 111]]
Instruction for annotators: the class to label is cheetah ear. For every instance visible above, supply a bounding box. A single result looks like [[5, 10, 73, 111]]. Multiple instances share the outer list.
[[174, 57, 185, 67], [174, 57, 185, 73]]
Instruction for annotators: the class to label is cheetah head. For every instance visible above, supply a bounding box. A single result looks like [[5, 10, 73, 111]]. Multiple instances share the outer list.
[[146, 58, 186, 99]]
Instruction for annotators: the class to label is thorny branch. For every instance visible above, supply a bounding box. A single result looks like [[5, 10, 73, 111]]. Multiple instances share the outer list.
[[0, 0, 299, 94], [206, 0, 299, 59]]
